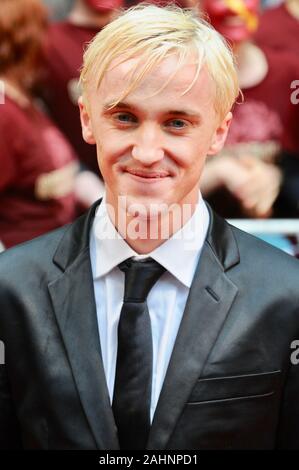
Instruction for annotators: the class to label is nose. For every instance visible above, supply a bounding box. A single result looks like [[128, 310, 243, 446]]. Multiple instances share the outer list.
[[132, 123, 164, 165]]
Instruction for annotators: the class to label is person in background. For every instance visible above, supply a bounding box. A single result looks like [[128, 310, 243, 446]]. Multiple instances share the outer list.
[[0, 0, 80, 249], [42, 0, 123, 176], [200, 0, 299, 218], [255, 0, 299, 56], [255, 0, 299, 217]]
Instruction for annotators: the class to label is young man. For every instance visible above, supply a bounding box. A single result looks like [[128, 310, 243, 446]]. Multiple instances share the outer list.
[[0, 4, 299, 450]]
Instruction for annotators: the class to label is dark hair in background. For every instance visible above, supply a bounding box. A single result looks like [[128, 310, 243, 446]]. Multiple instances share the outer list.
[[0, 0, 48, 89]]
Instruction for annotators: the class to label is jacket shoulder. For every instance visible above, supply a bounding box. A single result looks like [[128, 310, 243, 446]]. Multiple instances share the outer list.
[[0, 200, 100, 288], [229, 222, 299, 277], [0, 225, 70, 284]]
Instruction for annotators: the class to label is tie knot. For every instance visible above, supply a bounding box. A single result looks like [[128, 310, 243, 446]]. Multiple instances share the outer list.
[[119, 257, 166, 302]]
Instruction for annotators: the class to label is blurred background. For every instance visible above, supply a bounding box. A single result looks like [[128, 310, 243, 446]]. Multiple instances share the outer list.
[[43, 0, 74, 19], [0, 0, 299, 255]]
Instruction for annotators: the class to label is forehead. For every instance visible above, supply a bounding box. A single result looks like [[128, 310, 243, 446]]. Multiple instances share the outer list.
[[90, 53, 215, 113]]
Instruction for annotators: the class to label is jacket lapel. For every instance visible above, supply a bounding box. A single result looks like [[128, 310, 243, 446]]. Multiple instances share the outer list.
[[147, 209, 239, 450], [48, 200, 119, 449], [47, 199, 240, 451]]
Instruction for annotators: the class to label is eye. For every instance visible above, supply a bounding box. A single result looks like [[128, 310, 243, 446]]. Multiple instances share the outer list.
[[166, 119, 188, 130], [113, 112, 137, 125]]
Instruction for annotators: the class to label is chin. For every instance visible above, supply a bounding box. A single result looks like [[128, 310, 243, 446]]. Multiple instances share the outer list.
[[127, 196, 167, 217]]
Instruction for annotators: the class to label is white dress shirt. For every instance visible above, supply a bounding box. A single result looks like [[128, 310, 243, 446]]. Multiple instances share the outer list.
[[89, 193, 210, 422]]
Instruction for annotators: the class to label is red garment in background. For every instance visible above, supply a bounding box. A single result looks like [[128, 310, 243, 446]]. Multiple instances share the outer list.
[[255, 4, 299, 56], [42, 21, 100, 173], [207, 46, 299, 218], [228, 46, 299, 155], [0, 96, 77, 248]]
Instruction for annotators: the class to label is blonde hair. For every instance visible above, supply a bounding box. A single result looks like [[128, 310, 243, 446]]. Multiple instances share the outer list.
[[80, 3, 240, 120]]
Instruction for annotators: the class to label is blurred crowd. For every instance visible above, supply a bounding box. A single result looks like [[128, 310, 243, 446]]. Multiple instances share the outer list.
[[0, 0, 299, 250]]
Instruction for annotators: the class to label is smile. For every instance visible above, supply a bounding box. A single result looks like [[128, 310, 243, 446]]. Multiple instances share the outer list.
[[126, 169, 171, 180]]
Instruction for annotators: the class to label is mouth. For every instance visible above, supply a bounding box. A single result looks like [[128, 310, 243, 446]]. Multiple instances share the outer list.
[[125, 169, 171, 181]]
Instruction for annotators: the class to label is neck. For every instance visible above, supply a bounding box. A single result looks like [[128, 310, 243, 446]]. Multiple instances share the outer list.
[[68, 1, 113, 28], [106, 194, 198, 255], [286, 0, 299, 20]]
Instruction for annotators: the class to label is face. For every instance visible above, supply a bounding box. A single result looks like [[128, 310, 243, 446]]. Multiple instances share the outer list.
[[82, 0, 123, 13], [203, 0, 260, 44], [79, 54, 231, 219]]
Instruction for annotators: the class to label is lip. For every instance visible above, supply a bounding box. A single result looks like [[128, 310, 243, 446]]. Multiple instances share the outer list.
[[125, 169, 171, 181]]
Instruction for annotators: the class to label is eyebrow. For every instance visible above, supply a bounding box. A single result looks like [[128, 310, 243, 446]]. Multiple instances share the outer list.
[[103, 101, 202, 119]]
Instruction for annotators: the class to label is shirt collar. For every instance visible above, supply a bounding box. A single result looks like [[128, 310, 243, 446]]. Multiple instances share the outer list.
[[90, 193, 209, 288]]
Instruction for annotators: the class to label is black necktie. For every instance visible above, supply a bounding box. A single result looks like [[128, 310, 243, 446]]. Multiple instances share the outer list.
[[112, 257, 166, 450]]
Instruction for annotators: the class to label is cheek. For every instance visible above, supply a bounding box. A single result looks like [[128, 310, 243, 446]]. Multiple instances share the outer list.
[[185, 130, 215, 162], [94, 132, 118, 162], [95, 139, 124, 183], [175, 145, 207, 185], [94, 124, 130, 155], [95, 139, 112, 175]]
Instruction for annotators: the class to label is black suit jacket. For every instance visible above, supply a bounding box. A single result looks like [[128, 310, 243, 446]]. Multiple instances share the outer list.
[[0, 199, 299, 449]]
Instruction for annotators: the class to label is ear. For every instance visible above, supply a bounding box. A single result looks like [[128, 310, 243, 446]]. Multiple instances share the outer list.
[[78, 95, 96, 145], [207, 111, 232, 156]]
